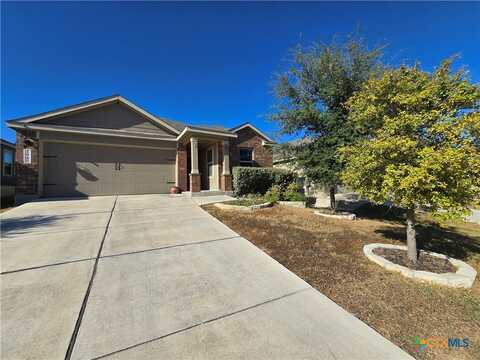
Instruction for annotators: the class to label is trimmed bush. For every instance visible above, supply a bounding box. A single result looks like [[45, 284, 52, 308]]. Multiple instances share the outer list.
[[232, 167, 296, 197], [264, 185, 282, 203], [284, 183, 306, 201]]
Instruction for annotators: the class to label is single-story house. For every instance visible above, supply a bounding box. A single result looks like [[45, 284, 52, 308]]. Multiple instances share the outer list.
[[1, 138, 16, 207], [6, 95, 275, 200]]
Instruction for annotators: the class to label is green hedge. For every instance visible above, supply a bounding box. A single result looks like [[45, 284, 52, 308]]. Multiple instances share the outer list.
[[232, 167, 296, 197]]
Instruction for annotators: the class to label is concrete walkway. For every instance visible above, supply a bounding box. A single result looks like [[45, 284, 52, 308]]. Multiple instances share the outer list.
[[1, 195, 412, 359], [467, 209, 480, 225]]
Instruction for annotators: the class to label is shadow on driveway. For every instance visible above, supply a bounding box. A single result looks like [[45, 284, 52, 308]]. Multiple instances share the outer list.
[[1, 214, 75, 238]]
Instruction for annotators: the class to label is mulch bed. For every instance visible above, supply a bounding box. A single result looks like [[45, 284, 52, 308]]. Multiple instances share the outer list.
[[373, 247, 455, 274]]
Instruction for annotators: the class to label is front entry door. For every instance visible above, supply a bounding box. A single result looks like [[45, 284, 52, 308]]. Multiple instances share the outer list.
[[207, 147, 215, 189]]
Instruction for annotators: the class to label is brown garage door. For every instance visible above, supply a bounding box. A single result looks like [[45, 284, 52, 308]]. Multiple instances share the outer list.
[[43, 142, 176, 197]]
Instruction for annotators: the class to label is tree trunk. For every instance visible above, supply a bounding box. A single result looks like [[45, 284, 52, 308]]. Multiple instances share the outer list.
[[406, 208, 417, 264], [329, 186, 336, 212]]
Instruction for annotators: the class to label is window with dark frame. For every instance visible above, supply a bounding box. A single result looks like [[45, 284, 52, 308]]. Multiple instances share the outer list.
[[3, 149, 14, 176], [239, 148, 253, 166]]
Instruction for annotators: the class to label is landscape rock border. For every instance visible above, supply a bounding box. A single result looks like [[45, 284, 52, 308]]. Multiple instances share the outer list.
[[214, 201, 273, 212], [314, 211, 356, 220], [364, 243, 477, 288], [278, 201, 305, 208]]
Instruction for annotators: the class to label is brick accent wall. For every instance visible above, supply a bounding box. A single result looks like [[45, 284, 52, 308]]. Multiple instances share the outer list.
[[176, 143, 188, 192], [231, 127, 273, 168], [15, 130, 39, 195]]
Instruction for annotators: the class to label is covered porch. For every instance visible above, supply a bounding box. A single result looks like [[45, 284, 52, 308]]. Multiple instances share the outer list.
[[176, 128, 236, 193]]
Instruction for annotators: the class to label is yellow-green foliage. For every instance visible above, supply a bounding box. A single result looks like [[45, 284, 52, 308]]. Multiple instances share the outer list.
[[341, 59, 480, 220]]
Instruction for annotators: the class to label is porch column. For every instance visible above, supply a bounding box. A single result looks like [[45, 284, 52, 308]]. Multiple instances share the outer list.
[[220, 140, 232, 191], [190, 137, 201, 192]]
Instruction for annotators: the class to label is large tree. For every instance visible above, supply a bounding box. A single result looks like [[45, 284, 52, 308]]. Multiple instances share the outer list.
[[271, 38, 383, 210], [341, 59, 480, 263]]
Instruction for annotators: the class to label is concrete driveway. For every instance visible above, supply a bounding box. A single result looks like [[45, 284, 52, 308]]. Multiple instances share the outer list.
[[1, 195, 412, 360]]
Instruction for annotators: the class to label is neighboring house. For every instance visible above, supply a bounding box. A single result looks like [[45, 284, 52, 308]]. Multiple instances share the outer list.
[[273, 141, 353, 207], [1, 138, 16, 207], [5, 95, 274, 199]]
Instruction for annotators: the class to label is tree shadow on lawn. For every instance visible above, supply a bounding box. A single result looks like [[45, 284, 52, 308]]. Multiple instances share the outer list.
[[376, 223, 480, 261], [339, 201, 406, 223], [341, 201, 479, 261]]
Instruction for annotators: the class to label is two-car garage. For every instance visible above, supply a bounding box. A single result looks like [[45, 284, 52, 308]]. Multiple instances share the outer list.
[[43, 142, 176, 197], [8, 96, 184, 198]]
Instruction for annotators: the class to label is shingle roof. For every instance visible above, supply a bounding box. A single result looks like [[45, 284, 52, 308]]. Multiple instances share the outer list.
[[5, 94, 274, 141], [161, 118, 187, 132], [161, 118, 232, 134]]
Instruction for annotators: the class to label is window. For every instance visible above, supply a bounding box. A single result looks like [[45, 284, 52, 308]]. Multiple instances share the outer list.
[[23, 148, 31, 164], [3, 149, 14, 176], [239, 148, 253, 166]]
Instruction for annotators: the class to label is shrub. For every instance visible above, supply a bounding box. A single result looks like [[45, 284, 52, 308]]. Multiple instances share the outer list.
[[284, 183, 306, 202], [245, 193, 263, 200], [272, 170, 297, 193], [264, 185, 282, 203], [232, 167, 296, 197]]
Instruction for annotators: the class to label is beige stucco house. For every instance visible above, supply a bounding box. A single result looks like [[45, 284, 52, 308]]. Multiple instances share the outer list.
[[6, 95, 274, 200], [273, 144, 353, 207]]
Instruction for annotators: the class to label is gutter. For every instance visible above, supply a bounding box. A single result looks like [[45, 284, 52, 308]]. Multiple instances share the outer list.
[[176, 126, 238, 141], [6, 122, 178, 142]]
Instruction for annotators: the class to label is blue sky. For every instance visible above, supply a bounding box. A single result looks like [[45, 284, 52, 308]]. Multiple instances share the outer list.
[[1, 1, 479, 143]]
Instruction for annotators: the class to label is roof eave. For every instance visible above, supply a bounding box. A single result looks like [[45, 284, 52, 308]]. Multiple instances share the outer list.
[[176, 127, 238, 142], [6, 122, 178, 142]]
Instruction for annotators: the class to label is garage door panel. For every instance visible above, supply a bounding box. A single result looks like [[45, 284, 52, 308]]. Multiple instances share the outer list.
[[43, 142, 175, 197]]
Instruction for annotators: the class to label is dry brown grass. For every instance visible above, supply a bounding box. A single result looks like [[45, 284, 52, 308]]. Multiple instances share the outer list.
[[204, 204, 480, 360]]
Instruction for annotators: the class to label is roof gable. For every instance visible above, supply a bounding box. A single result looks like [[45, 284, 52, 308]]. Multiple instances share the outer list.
[[37, 102, 176, 137], [7, 95, 180, 135], [230, 123, 274, 143]]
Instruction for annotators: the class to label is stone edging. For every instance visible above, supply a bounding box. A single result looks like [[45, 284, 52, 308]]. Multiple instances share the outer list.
[[363, 243, 477, 288], [314, 211, 356, 220], [278, 201, 305, 208], [214, 201, 273, 212]]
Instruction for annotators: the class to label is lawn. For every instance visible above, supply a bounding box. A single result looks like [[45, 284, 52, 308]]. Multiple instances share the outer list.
[[204, 203, 480, 360]]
